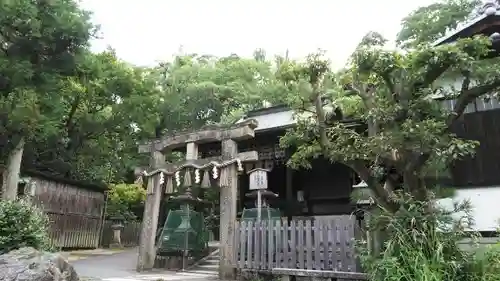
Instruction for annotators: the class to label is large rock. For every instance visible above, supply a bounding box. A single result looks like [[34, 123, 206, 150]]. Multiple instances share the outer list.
[[0, 247, 79, 281]]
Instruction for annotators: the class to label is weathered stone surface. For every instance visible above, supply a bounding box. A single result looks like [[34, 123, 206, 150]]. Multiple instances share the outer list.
[[138, 119, 258, 153], [0, 247, 80, 281]]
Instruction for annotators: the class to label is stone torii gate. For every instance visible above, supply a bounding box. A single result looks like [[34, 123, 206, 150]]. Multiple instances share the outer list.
[[135, 119, 259, 280]]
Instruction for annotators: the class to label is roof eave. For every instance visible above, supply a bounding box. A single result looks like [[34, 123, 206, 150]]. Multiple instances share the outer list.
[[433, 13, 489, 46], [253, 118, 363, 135]]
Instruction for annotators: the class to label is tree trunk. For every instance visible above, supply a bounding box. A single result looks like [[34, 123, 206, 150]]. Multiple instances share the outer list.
[[2, 137, 25, 200], [403, 170, 428, 201]]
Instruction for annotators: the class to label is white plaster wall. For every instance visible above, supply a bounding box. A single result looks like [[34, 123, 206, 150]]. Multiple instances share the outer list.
[[437, 186, 500, 231]]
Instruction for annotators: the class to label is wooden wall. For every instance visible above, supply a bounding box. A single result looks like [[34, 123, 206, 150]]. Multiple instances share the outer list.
[[449, 109, 500, 187], [29, 177, 106, 249]]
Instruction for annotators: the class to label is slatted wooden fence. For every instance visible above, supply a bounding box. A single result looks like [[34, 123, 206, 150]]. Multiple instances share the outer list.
[[30, 176, 106, 249], [47, 212, 102, 248], [235, 215, 359, 272]]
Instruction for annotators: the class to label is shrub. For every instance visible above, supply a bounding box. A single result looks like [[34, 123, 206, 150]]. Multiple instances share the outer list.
[[466, 243, 500, 281], [357, 192, 478, 281], [106, 183, 145, 221], [0, 198, 52, 253]]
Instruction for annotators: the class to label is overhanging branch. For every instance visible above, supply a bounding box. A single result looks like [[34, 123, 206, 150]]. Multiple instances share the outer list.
[[414, 63, 451, 92], [408, 77, 500, 174], [448, 77, 500, 126], [348, 159, 399, 212]]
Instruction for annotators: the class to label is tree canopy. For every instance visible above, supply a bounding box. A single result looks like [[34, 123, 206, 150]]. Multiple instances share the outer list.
[[3, 0, 500, 211]]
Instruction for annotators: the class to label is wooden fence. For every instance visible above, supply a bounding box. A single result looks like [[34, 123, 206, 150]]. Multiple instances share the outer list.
[[100, 220, 142, 248], [30, 176, 106, 249], [46, 212, 102, 248], [235, 215, 359, 272]]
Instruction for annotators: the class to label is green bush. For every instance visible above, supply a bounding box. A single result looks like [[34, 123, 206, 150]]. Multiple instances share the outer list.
[[466, 243, 500, 281], [106, 183, 145, 221], [357, 192, 500, 281], [0, 199, 52, 253]]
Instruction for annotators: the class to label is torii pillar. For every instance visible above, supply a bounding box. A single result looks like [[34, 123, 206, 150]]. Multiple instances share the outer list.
[[136, 120, 258, 280]]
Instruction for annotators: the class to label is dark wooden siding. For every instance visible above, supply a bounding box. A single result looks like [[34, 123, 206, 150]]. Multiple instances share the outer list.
[[450, 109, 500, 187]]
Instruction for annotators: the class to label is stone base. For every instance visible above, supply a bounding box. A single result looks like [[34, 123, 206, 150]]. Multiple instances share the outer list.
[[219, 264, 237, 280], [154, 256, 183, 270]]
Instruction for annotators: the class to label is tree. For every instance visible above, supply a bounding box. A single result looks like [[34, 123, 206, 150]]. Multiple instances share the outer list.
[[280, 33, 500, 211], [22, 49, 161, 183], [154, 52, 288, 137], [0, 0, 95, 199], [397, 0, 481, 48]]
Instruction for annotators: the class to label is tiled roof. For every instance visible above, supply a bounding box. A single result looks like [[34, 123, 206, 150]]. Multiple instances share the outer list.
[[433, 0, 500, 46], [237, 104, 360, 133], [237, 106, 296, 132]]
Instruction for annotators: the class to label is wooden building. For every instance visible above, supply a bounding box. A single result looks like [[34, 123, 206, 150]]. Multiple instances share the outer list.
[[434, 0, 500, 233], [227, 105, 358, 219], [15, 170, 107, 249], [229, 97, 500, 230]]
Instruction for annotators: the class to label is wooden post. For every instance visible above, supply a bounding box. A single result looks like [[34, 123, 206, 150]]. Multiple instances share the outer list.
[[219, 138, 238, 280], [285, 167, 293, 220], [137, 151, 164, 272]]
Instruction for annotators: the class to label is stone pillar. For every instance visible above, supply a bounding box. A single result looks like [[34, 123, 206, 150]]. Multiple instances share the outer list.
[[137, 151, 164, 272], [110, 223, 124, 248], [219, 139, 238, 280]]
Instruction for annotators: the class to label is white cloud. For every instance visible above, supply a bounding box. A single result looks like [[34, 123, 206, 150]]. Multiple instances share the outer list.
[[80, 0, 438, 67]]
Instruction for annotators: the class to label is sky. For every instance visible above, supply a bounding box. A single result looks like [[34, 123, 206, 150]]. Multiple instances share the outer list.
[[80, 0, 438, 68]]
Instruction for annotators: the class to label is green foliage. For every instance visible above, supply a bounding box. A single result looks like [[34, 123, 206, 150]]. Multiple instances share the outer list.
[[357, 193, 481, 281], [397, 0, 481, 48], [0, 199, 52, 253], [0, 0, 162, 185], [467, 244, 500, 281], [154, 53, 289, 135], [23, 49, 161, 183], [106, 183, 145, 221], [280, 31, 500, 209], [0, 0, 95, 158], [2, 0, 499, 210]]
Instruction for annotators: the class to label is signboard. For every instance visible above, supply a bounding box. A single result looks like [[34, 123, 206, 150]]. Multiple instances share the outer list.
[[248, 168, 269, 190]]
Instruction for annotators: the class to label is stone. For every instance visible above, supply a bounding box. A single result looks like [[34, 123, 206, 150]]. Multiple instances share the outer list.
[[0, 247, 80, 281], [110, 223, 124, 248]]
